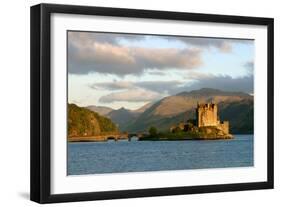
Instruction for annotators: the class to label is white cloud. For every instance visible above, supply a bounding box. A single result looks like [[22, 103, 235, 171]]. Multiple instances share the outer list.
[[167, 37, 252, 53], [68, 31, 203, 75], [68, 32, 253, 76], [99, 89, 163, 103], [89, 80, 184, 94], [89, 81, 134, 90], [69, 41, 202, 75]]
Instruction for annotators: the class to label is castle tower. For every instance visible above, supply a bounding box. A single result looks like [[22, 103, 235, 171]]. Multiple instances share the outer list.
[[196, 103, 219, 127]]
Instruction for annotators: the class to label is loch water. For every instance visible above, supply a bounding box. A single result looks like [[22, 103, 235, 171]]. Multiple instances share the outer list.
[[67, 134, 253, 175]]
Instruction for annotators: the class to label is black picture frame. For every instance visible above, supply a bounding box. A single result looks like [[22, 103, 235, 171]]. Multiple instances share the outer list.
[[30, 3, 274, 204]]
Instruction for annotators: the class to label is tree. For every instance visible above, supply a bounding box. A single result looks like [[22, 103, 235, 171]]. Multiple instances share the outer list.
[[149, 126, 158, 137], [173, 126, 182, 133]]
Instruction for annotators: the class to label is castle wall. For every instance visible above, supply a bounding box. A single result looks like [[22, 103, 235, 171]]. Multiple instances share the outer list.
[[197, 103, 219, 127], [219, 121, 229, 134]]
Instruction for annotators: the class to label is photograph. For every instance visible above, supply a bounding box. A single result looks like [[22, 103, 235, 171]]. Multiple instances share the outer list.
[[67, 31, 254, 175]]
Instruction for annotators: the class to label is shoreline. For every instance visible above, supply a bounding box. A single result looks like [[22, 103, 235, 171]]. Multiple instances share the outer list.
[[68, 136, 234, 142], [138, 137, 234, 141]]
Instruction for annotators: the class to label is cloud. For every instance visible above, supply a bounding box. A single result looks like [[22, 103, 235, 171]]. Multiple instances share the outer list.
[[146, 70, 167, 76], [99, 89, 163, 103], [135, 73, 253, 95], [68, 31, 253, 76], [69, 31, 252, 52], [69, 40, 203, 75], [166, 37, 253, 53], [68, 31, 143, 46], [90, 72, 253, 100], [244, 60, 254, 69], [182, 72, 253, 94], [244, 60, 254, 75], [136, 80, 183, 93], [172, 37, 232, 52], [68, 31, 204, 75], [90, 80, 184, 94], [89, 81, 133, 90]]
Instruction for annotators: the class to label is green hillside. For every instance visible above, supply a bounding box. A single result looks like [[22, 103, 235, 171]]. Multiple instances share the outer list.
[[68, 103, 118, 137], [218, 100, 254, 134]]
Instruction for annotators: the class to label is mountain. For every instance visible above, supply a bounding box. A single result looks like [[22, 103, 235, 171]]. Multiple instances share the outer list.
[[86, 105, 113, 116], [132, 102, 154, 113], [68, 104, 118, 137], [177, 88, 250, 98], [106, 107, 139, 131], [127, 88, 253, 134], [218, 99, 253, 134], [85, 103, 154, 132]]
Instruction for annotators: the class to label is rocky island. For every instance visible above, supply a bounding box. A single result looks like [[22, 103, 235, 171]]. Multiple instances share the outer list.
[[140, 102, 233, 141]]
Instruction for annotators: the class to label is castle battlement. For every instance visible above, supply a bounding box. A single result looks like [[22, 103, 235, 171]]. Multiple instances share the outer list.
[[197, 103, 217, 109]]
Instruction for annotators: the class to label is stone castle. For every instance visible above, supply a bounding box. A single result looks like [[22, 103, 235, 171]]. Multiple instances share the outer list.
[[170, 102, 232, 139], [196, 103, 229, 135]]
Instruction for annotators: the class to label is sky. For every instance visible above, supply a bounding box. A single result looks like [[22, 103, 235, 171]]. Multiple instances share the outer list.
[[68, 31, 254, 110]]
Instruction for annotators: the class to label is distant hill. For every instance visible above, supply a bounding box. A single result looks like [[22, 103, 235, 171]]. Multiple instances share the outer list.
[[86, 103, 154, 132], [126, 88, 253, 134], [177, 88, 250, 98], [68, 104, 118, 137], [132, 102, 154, 113], [86, 105, 113, 116], [105, 103, 155, 131], [106, 107, 139, 131], [218, 99, 253, 134]]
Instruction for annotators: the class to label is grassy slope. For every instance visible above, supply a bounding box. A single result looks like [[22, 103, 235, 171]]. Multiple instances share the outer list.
[[68, 103, 118, 137], [218, 100, 254, 134]]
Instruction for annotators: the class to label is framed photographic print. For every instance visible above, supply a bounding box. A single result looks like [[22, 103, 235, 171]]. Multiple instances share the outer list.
[[30, 3, 274, 203]]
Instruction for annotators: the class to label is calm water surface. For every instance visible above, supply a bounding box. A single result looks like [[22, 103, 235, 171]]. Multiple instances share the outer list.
[[67, 134, 253, 175]]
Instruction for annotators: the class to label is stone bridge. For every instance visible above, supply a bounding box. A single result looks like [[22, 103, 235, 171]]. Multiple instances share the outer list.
[[68, 133, 147, 142]]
